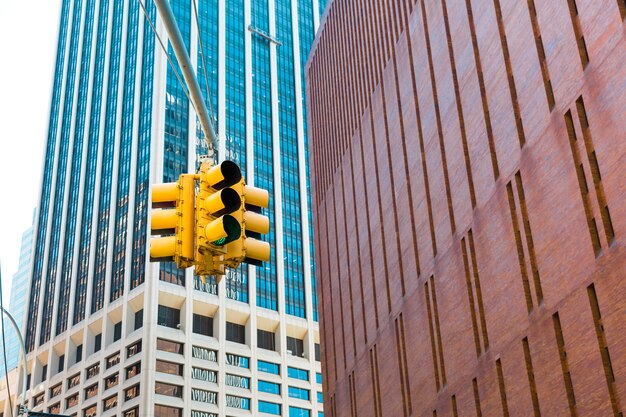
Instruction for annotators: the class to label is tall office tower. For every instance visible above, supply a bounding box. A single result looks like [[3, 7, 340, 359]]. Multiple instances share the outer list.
[[23, 0, 328, 416], [0, 211, 35, 375], [306, 0, 625, 416]]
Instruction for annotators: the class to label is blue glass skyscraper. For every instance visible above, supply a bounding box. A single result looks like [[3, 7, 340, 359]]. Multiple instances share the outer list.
[[23, 0, 327, 415], [0, 211, 35, 378]]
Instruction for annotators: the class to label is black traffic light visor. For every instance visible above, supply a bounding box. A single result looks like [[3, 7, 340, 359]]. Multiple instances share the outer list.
[[210, 188, 241, 217], [210, 160, 242, 190]]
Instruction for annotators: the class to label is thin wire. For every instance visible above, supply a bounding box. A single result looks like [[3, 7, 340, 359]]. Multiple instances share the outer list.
[[192, 0, 217, 131], [0, 262, 15, 417], [138, 0, 202, 122]]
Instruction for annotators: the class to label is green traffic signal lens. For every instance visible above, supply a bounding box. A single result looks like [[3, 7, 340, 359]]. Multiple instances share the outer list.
[[212, 215, 242, 246]]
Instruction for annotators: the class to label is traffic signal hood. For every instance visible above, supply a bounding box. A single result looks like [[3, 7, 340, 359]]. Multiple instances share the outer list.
[[224, 182, 271, 268], [149, 174, 195, 268]]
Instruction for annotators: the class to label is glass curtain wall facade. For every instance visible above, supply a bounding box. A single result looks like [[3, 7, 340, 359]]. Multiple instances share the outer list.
[[0, 213, 35, 375], [23, 0, 327, 415], [251, 0, 278, 311]]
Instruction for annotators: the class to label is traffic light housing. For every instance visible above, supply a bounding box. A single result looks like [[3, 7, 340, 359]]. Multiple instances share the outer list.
[[195, 160, 243, 275], [149, 159, 270, 276], [150, 174, 195, 268], [224, 181, 271, 268]]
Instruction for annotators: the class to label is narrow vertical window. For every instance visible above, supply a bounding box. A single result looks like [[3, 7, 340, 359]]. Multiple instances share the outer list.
[[527, 0, 555, 109], [587, 284, 622, 416], [441, 0, 477, 208], [462, 231, 489, 356], [369, 345, 383, 417], [552, 313, 578, 417], [473, 378, 483, 417], [576, 97, 615, 245], [564, 97, 614, 257], [506, 181, 533, 313], [492, 0, 526, 147], [464, 0, 500, 179], [523, 338, 542, 417], [451, 395, 459, 417], [566, 0, 590, 68], [515, 172, 543, 305], [420, 0, 456, 232], [425, 276, 447, 390], [617, 0, 626, 20], [395, 313, 412, 416], [565, 109, 600, 254], [496, 358, 510, 417]]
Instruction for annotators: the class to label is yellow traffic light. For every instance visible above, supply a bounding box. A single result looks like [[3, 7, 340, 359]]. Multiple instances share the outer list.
[[224, 182, 271, 268], [195, 160, 244, 276], [150, 174, 195, 268], [149, 159, 270, 276]]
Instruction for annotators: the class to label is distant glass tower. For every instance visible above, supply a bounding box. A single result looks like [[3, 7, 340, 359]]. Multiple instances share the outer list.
[[0, 211, 35, 376], [23, 0, 327, 415]]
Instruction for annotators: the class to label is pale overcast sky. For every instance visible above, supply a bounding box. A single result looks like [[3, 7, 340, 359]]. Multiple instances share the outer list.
[[0, 1, 59, 304]]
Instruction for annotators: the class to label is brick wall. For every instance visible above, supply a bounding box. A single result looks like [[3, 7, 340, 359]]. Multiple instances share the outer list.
[[306, 0, 625, 415]]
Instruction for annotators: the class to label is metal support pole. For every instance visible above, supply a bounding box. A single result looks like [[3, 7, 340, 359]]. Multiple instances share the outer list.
[[153, 0, 218, 159], [0, 306, 28, 415]]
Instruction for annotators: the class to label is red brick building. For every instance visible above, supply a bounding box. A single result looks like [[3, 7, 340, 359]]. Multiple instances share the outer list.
[[305, 0, 625, 415]]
